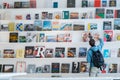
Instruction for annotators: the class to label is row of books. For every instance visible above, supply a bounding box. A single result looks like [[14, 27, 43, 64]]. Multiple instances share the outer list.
[[1, 46, 120, 58], [0, 61, 120, 74], [1, 19, 120, 31], [1, 0, 118, 9], [1, 8, 120, 20]]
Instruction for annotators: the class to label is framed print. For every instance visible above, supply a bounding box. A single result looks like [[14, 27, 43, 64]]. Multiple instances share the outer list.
[[16, 61, 26, 72], [2, 64, 14, 73]]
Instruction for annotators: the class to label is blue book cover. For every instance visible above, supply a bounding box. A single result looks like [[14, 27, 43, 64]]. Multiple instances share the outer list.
[[103, 49, 110, 58], [43, 20, 52, 31], [53, 2, 58, 8]]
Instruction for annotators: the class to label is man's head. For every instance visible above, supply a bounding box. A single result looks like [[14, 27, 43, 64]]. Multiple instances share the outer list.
[[89, 39, 95, 47]]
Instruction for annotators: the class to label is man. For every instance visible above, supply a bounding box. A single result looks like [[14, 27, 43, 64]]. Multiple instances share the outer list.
[[87, 34, 104, 77]]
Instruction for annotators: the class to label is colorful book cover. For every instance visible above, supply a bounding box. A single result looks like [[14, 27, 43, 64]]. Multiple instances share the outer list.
[[115, 33, 120, 41], [109, 0, 116, 7], [103, 49, 111, 58], [94, 0, 101, 7], [79, 47, 87, 57], [87, 23, 97, 30], [81, 31, 89, 42], [43, 20, 52, 31], [70, 12, 79, 19], [60, 23, 72, 31], [53, 2, 58, 8], [114, 9, 120, 18], [46, 35, 56, 42], [44, 48, 53, 58], [18, 33, 26, 43], [108, 63, 118, 73], [67, 0, 75, 8], [106, 9, 114, 18], [26, 14, 31, 20], [2, 64, 14, 73], [34, 20, 42, 31], [15, 15, 23, 20], [30, 0, 36, 8], [114, 19, 120, 30], [14, 2, 22, 8], [80, 12, 88, 19], [104, 30, 113, 42], [3, 49, 14, 58], [9, 32, 18, 43], [51, 63, 60, 73], [102, 0, 107, 7], [39, 33, 45, 42], [24, 24, 34, 31], [72, 62, 80, 73], [80, 61, 88, 72], [101, 63, 108, 73], [24, 46, 34, 58], [61, 63, 70, 73], [15, 23, 24, 31], [52, 21, 60, 30], [8, 22, 15, 31], [67, 47, 76, 57], [41, 12, 48, 19], [55, 47, 65, 58], [34, 46, 45, 58], [82, 0, 88, 7], [53, 12, 62, 19], [73, 24, 85, 31], [62, 11, 69, 19], [95, 8, 105, 18], [56, 34, 65, 42], [64, 33, 72, 42], [103, 21, 112, 30]]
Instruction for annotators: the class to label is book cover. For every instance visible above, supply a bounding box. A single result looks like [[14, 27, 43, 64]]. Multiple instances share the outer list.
[[16, 49, 25, 58], [15, 23, 24, 31], [18, 33, 26, 43], [114, 19, 120, 30], [67, 0, 75, 8], [35, 13, 39, 20], [108, 63, 118, 73], [30, 0, 36, 8], [43, 20, 52, 31], [117, 48, 120, 57], [106, 9, 114, 18], [3, 49, 14, 58], [42, 65, 50, 73], [52, 21, 60, 30], [34, 46, 45, 58], [82, 0, 88, 7], [14, 2, 22, 8], [95, 8, 105, 18], [9, 32, 18, 43], [46, 35, 56, 42], [27, 64, 36, 73], [80, 61, 88, 72], [24, 46, 34, 58], [72, 62, 80, 73], [64, 33, 72, 42], [114, 10, 120, 18], [26, 32, 37, 42], [53, 2, 58, 8], [62, 11, 69, 19], [109, 0, 116, 7], [36, 66, 43, 73], [21, 1, 30, 8], [34, 20, 42, 31], [16, 61, 26, 72], [24, 24, 34, 31], [103, 21, 112, 30], [115, 33, 120, 41], [60, 23, 72, 31], [0, 64, 2, 72], [103, 49, 111, 58], [87, 23, 97, 30], [67, 47, 76, 57], [48, 13, 53, 19], [55, 47, 65, 58], [80, 12, 88, 19], [81, 31, 89, 42], [51, 63, 60, 73], [104, 30, 113, 42], [79, 47, 87, 57], [15, 15, 23, 20], [102, 0, 107, 7], [2, 64, 14, 73], [53, 12, 62, 19], [94, 0, 101, 7], [88, 0, 94, 7], [44, 48, 53, 58], [8, 22, 15, 31], [39, 33, 46, 42], [73, 24, 85, 31], [61, 63, 70, 73], [70, 12, 79, 19], [0, 24, 8, 31], [26, 14, 31, 20], [56, 34, 65, 42], [41, 12, 48, 19]]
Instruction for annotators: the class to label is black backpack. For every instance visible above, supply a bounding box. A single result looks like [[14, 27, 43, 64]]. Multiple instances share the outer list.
[[91, 49, 104, 70]]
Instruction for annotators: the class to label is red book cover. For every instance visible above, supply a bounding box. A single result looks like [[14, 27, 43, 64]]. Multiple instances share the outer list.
[[114, 10, 117, 18], [94, 0, 101, 7], [30, 0, 36, 8]]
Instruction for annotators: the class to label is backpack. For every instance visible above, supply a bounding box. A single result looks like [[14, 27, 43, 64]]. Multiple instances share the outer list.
[[91, 49, 104, 70]]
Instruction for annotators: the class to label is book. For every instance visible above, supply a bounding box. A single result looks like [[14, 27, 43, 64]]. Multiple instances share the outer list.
[[15, 23, 24, 31], [80, 12, 88, 19], [18, 33, 26, 43], [60, 22, 72, 31], [63, 33, 72, 42], [70, 12, 79, 19], [24, 24, 34, 31], [0, 64, 2, 72], [36, 66, 43, 73], [87, 23, 97, 30], [72, 62, 80, 73], [102, 0, 107, 7], [81, 0, 88, 7], [67, 47, 76, 57], [88, 0, 94, 7], [0, 24, 8, 31], [42, 65, 50, 73], [52, 21, 60, 30], [108, 63, 118, 73], [15, 15, 23, 20], [114, 9, 120, 18], [8, 22, 15, 31], [26, 14, 31, 20], [103, 21, 112, 30], [103, 49, 111, 58], [53, 2, 58, 8], [14, 2, 22, 8], [114, 19, 120, 30], [109, 0, 116, 7], [42, 20, 52, 31], [2, 64, 14, 73], [26, 32, 37, 42], [30, 0, 36, 8], [24, 46, 34, 58], [80, 61, 88, 72], [44, 48, 53, 58], [16, 49, 25, 58], [115, 33, 120, 41], [53, 12, 62, 19], [35, 13, 39, 20], [62, 11, 69, 19], [51, 63, 60, 73], [104, 30, 113, 42], [56, 34, 65, 42], [34, 46, 45, 58], [81, 31, 89, 42], [34, 20, 42, 31], [67, 0, 75, 8], [73, 24, 85, 31], [61, 63, 70, 73], [95, 8, 105, 18], [16, 61, 26, 72], [27, 64, 36, 73], [117, 48, 120, 57], [46, 35, 56, 42], [39, 33, 46, 42], [48, 13, 53, 19], [55, 47, 65, 58], [9, 32, 18, 42], [94, 0, 101, 7], [41, 12, 48, 19], [79, 47, 87, 57], [21, 1, 30, 8], [106, 9, 114, 18], [3, 49, 14, 58]]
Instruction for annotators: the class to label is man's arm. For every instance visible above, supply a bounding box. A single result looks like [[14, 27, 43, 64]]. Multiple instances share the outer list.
[[98, 38, 104, 50]]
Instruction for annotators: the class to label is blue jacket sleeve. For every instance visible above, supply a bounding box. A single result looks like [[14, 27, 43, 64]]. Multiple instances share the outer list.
[[87, 50, 92, 63], [97, 38, 104, 50]]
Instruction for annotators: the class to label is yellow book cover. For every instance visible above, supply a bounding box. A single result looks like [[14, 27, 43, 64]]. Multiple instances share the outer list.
[[16, 49, 25, 58], [8, 22, 15, 31]]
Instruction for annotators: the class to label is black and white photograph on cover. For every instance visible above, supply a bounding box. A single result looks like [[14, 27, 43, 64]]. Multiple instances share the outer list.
[[80, 61, 88, 73], [72, 62, 80, 73], [0, 64, 2, 72], [42, 65, 50, 73], [114, 19, 120, 30], [106, 9, 114, 18], [26, 32, 37, 42], [108, 63, 118, 73], [0, 24, 8, 31], [44, 48, 53, 58], [81, 0, 88, 7], [103, 21, 112, 30], [2, 64, 14, 73], [36, 66, 43, 73], [67, 0, 75, 8], [24, 24, 35, 31], [24, 46, 34, 58], [61, 63, 70, 73], [27, 64, 36, 73]]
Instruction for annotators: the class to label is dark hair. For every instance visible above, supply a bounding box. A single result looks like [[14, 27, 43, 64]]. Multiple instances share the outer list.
[[89, 39, 95, 47]]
